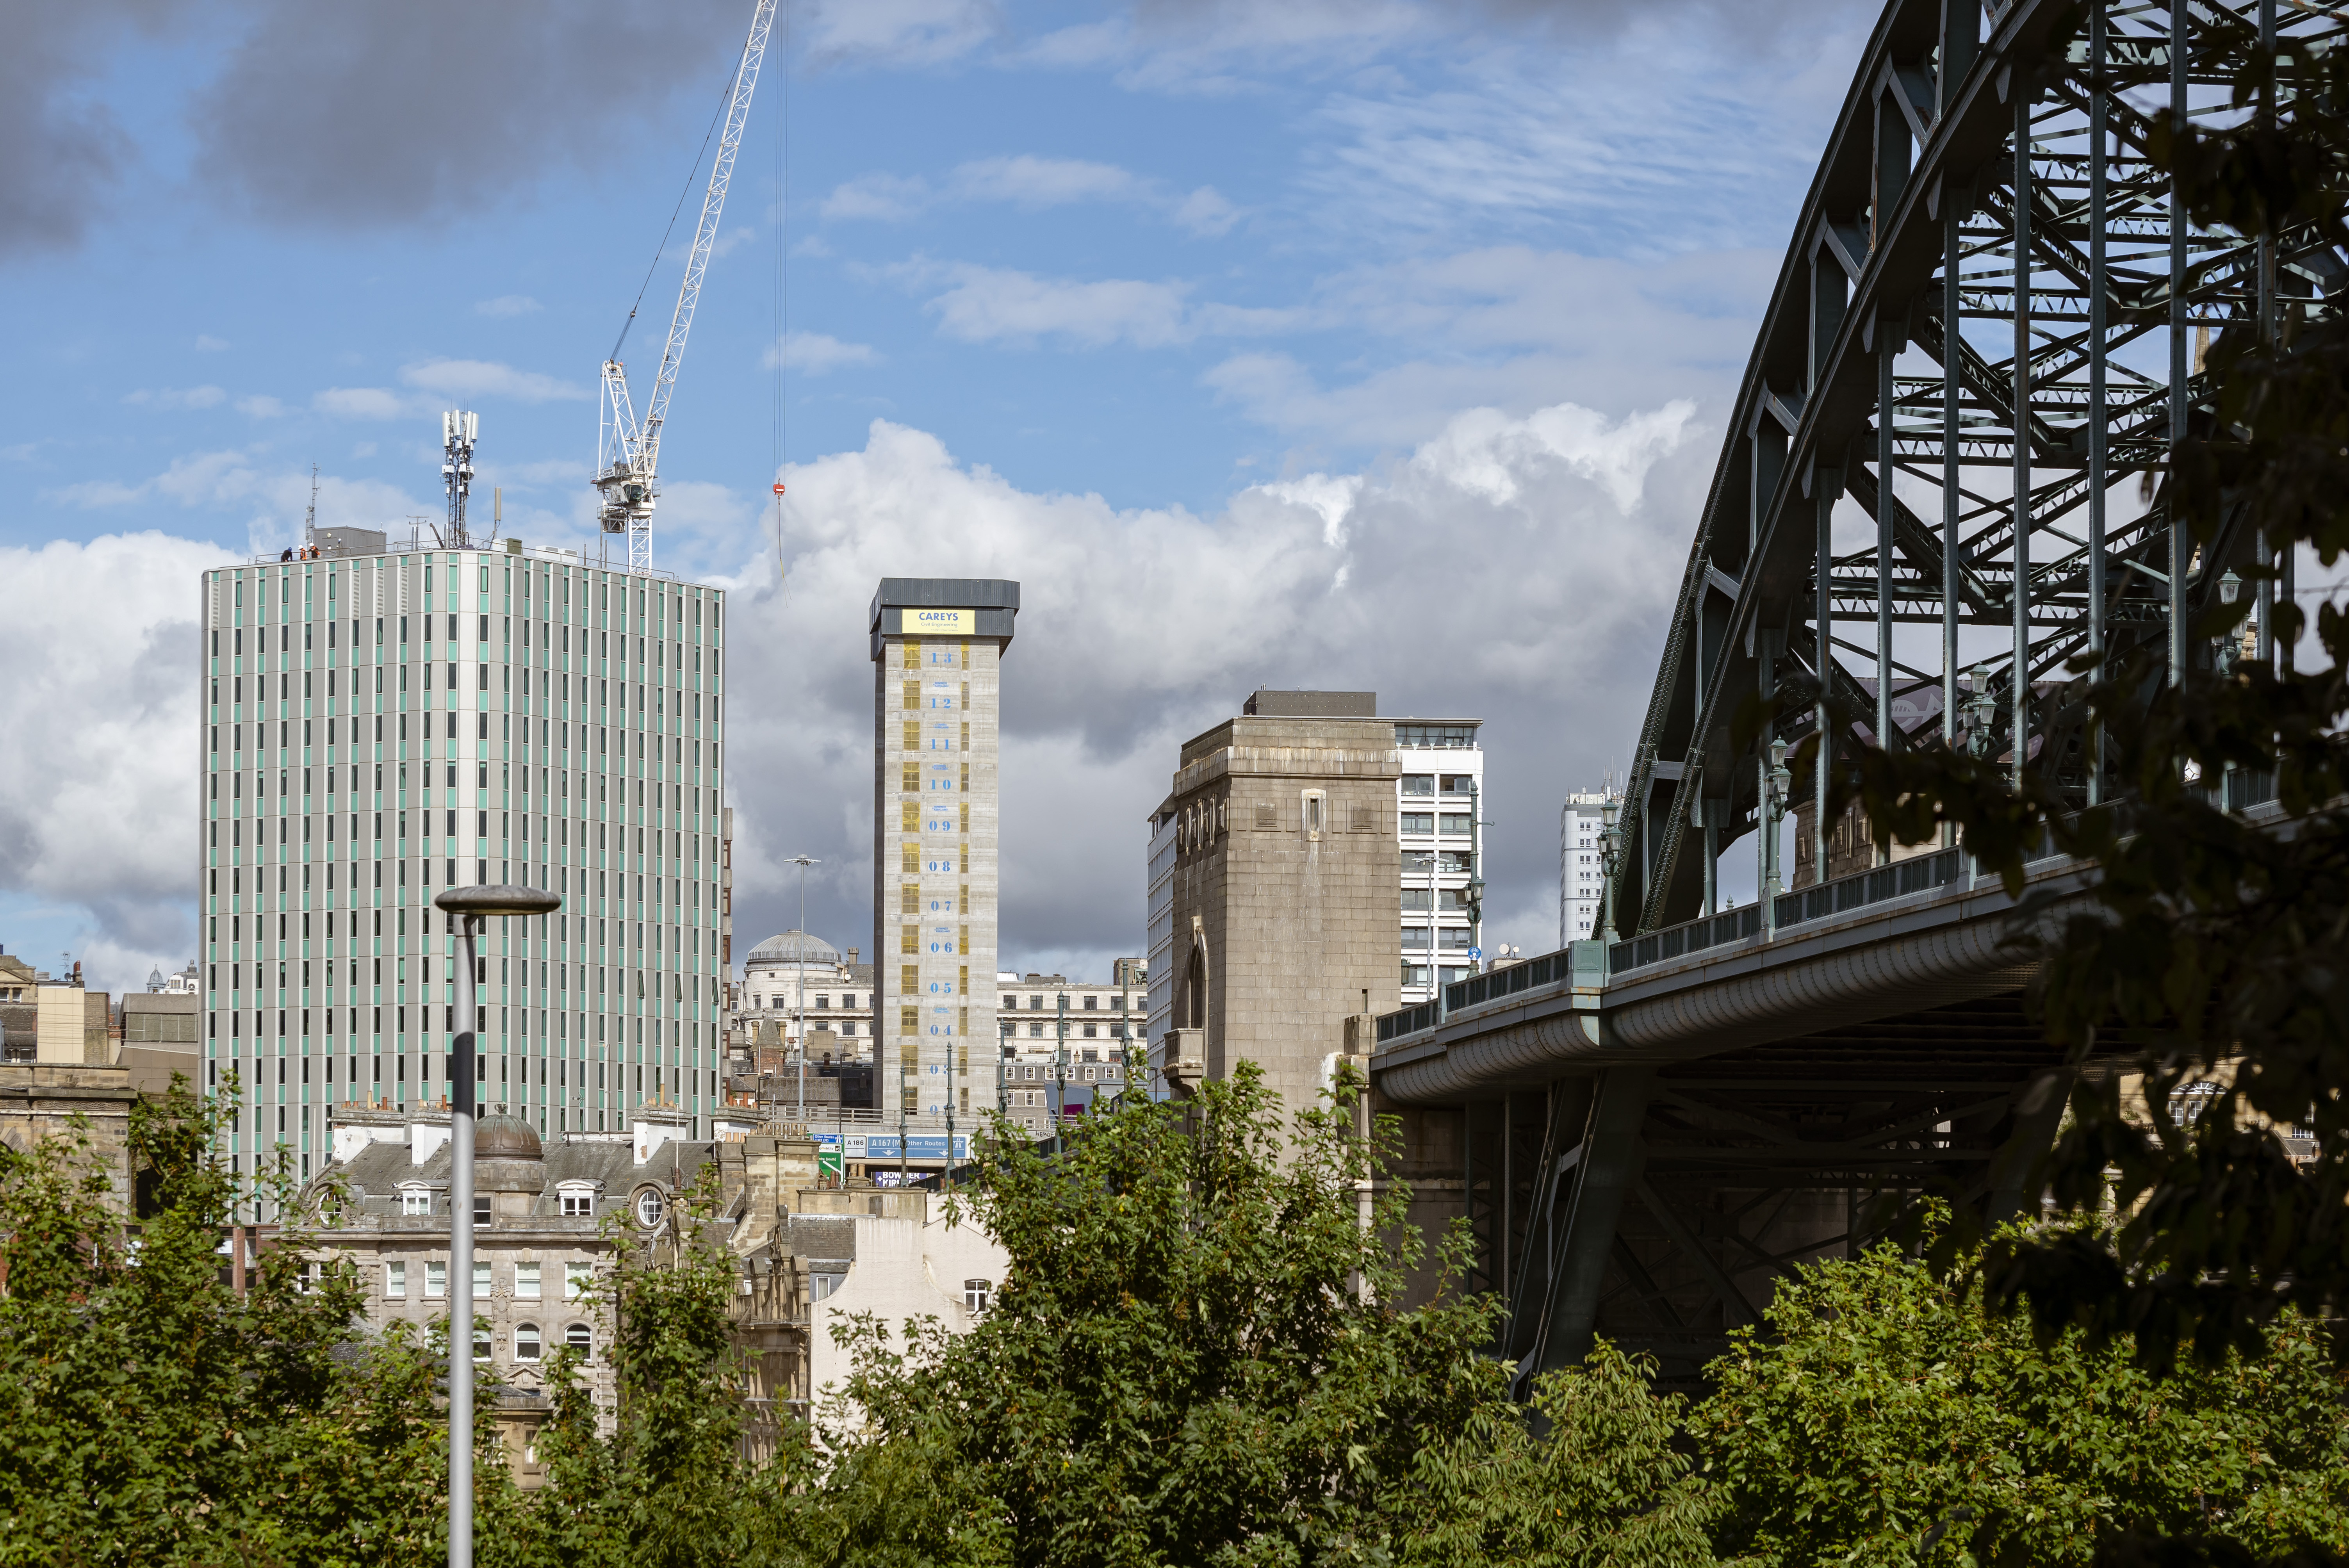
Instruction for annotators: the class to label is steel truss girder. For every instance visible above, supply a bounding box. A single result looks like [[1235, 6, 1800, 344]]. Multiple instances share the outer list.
[[1620, 0, 2345, 938]]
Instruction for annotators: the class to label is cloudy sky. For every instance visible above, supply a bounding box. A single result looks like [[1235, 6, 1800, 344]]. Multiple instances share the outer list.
[[0, 0, 1880, 993]]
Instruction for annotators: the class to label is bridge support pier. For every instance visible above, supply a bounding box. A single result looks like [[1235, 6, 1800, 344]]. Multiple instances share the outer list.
[[1507, 1066, 1654, 1396]]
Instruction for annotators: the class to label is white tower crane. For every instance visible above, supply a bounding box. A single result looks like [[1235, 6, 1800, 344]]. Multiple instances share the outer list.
[[595, 0, 779, 573]]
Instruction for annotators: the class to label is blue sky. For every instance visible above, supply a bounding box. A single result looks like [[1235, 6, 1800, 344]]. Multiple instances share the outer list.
[[0, 0, 1875, 992]]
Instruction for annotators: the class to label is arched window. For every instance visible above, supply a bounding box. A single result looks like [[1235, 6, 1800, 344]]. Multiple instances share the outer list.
[[1183, 946, 1206, 1031], [514, 1323, 541, 1361], [566, 1322, 593, 1357]]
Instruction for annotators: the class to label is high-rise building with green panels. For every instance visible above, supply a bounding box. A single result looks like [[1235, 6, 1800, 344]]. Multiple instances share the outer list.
[[199, 533, 730, 1217]]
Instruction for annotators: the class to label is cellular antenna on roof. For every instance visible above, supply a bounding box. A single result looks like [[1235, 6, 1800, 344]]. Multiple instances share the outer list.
[[442, 410, 478, 549], [303, 463, 318, 550]]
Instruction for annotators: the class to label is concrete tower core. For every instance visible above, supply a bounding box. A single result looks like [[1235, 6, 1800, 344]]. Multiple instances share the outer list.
[[868, 579, 1018, 1130]]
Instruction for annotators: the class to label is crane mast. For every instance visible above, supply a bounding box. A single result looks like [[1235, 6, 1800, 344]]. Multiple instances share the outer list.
[[596, 0, 778, 573]]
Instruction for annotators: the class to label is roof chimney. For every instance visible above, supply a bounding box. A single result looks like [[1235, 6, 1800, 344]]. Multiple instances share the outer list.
[[847, 946, 860, 966]]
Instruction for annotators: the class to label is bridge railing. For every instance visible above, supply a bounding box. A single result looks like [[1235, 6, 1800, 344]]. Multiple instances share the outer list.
[[1374, 770, 2282, 1043]]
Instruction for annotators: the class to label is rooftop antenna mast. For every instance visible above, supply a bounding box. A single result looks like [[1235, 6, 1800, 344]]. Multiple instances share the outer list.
[[596, 0, 779, 574], [442, 410, 478, 549], [303, 464, 319, 550]]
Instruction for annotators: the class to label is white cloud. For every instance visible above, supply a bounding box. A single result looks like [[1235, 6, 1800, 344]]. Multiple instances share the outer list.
[[822, 172, 932, 222], [314, 386, 406, 419], [954, 154, 1136, 207], [764, 331, 880, 374], [1173, 184, 1239, 236], [194, 334, 230, 351], [236, 394, 285, 418], [124, 385, 227, 411], [39, 449, 424, 559], [706, 399, 1697, 973], [799, 0, 996, 68], [0, 532, 239, 987], [919, 264, 1192, 348], [823, 157, 1240, 234], [474, 294, 543, 317], [399, 358, 589, 403], [2, 399, 1700, 999], [889, 260, 1302, 350]]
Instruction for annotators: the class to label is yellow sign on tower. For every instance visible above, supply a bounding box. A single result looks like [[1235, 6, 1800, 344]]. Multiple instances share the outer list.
[[906, 607, 974, 635]]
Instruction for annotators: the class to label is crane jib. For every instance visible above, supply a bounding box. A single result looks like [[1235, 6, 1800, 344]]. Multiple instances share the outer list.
[[596, 0, 780, 574]]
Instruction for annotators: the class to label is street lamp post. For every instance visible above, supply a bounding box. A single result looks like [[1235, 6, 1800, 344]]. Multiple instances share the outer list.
[[788, 856, 819, 1121], [433, 882, 561, 1568]]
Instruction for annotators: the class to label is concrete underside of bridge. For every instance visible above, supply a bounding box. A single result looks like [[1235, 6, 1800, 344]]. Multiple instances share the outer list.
[[1367, 861, 2102, 1390], [1454, 992, 2069, 1389]]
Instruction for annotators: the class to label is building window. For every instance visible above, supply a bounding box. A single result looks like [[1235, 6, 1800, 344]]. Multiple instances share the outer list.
[[475, 1261, 492, 1295], [1083, 995, 1098, 1010], [473, 1194, 492, 1228], [1302, 791, 1325, 838], [1440, 775, 1474, 795], [1440, 813, 1472, 835], [1401, 813, 1433, 835], [425, 1261, 447, 1299], [1083, 1024, 1098, 1039], [399, 1187, 431, 1215], [964, 1279, 992, 1314], [1028, 1022, 1043, 1037], [385, 1261, 407, 1299], [516, 1262, 542, 1300], [1401, 774, 1434, 795], [565, 1261, 592, 1301], [566, 1323, 593, 1357], [559, 1188, 594, 1217], [514, 1323, 542, 1361], [473, 1327, 491, 1362]]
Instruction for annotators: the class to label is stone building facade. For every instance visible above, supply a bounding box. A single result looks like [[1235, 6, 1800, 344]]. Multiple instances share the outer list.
[[297, 1105, 835, 1479], [1152, 691, 1403, 1123]]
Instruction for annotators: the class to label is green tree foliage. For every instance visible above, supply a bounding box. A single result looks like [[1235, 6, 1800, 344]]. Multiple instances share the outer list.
[[509, 1165, 783, 1568], [1399, 1341, 1713, 1568], [0, 1075, 523, 1566], [7, 1074, 2343, 1568], [810, 1063, 1513, 1567], [1690, 1225, 2349, 1568]]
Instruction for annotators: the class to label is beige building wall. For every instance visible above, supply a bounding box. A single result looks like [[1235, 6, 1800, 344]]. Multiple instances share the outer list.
[[805, 1193, 1011, 1413], [1159, 711, 1403, 1126], [36, 987, 111, 1065]]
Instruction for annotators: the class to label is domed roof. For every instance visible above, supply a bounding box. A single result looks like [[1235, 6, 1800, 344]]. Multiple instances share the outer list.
[[745, 930, 840, 968], [474, 1114, 543, 1161]]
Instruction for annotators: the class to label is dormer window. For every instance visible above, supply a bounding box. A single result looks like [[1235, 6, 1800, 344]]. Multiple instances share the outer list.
[[557, 1182, 596, 1218], [398, 1186, 431, 1216]]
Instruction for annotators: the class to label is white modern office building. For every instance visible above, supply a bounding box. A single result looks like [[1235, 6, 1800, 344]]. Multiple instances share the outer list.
[[1560, 791, 1615, 947], [869, 578, 1018, 1130], [199, 533, 731, 1217], [1395, 718, 1484, 1005]]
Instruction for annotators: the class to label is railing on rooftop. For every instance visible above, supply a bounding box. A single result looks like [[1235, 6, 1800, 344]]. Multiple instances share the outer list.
[[248, 536, 679, 580]]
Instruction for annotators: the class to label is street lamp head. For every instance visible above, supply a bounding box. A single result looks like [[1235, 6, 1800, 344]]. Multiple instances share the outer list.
[[435, 885, 563, 921], [1768, 736, 1788, 772], [2218, 568, 2242, 606], [1600, 798, 1620, 830]]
